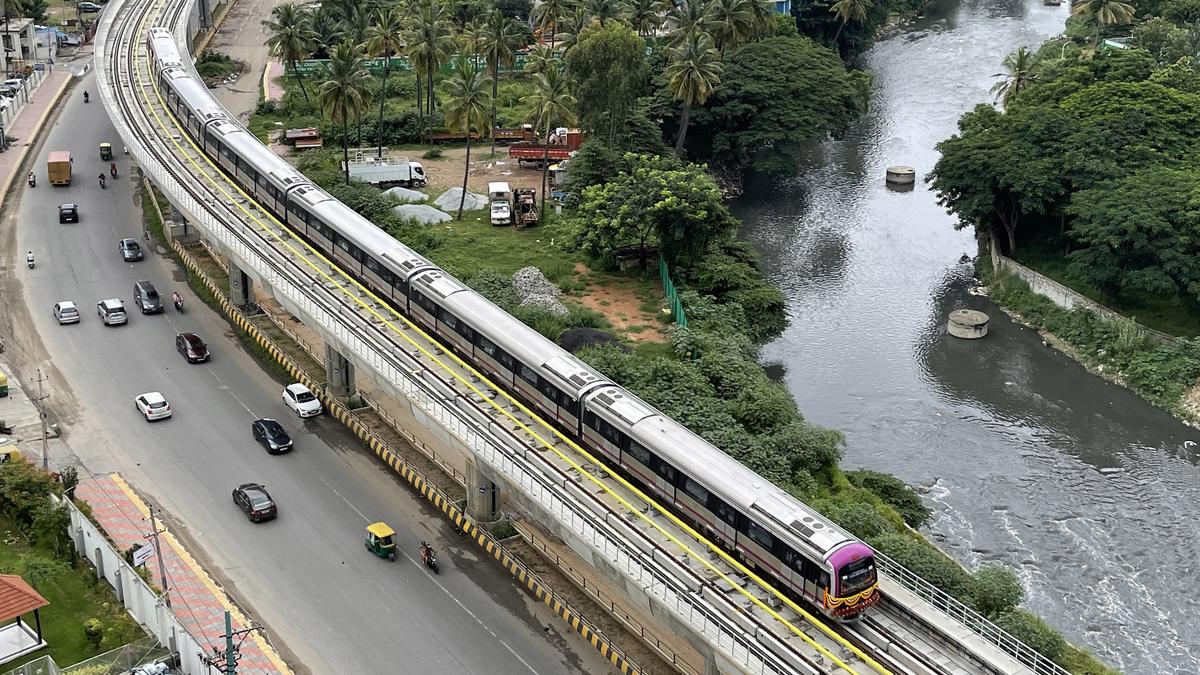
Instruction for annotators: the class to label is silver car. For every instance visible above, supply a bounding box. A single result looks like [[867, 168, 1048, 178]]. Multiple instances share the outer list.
[[53, 301, 81, 325], [97, 298, 127, 326]]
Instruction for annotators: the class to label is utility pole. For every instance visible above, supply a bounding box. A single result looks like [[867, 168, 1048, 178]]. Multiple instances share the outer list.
[[201, 611, 260, 674], [30, 369, 51, 471], [145, 507, 171, 608]]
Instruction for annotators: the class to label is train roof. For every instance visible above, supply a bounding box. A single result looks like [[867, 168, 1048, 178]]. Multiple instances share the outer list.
[[412, 271, 608, 397], [206, 120, 310, 193], [147, 28, 183, 68], [162, 68, 228, 124], [297, 193, 438, 280], [588, 385, 859, 558]]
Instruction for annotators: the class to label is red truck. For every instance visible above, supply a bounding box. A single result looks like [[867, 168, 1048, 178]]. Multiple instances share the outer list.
[[508, 129, 585, 167]]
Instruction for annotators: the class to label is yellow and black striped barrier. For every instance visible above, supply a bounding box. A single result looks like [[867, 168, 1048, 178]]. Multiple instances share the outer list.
[[167, 238, 642, 675]]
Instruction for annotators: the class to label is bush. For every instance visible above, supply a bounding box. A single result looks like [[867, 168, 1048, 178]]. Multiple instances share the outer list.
[[966, 565, 1024, 619], [868, 533, 970, 598], [83, 618, 105, 648], [422, 148, 443, 160], [846, 470, 932, 529], [813, 496, 892, 539], [993, 610, 1068, 664], [255, 99, 277, 115], [0, 458, 58, 528]]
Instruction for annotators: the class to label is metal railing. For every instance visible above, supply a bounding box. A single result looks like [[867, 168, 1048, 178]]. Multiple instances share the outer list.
[[659, 255, 687, 328]]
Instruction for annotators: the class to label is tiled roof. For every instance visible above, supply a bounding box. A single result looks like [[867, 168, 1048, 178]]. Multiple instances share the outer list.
[[0, 574, 49, 621]]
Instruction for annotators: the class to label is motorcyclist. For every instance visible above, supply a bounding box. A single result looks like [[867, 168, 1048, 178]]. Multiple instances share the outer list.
[[98, 173, 106, 188], [27, 171, 34, 187], [172, 291, 183, 308], [83, 90, 89, 103], [419, 541, 432, 566], [26, 250, 34, 267], [110, 162, 117, 178]]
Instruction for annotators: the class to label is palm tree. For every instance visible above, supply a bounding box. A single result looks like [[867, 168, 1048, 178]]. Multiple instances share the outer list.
[[308, 8, 344, 58], [533, 0, 570, 48], [558, 7, 596, 53], [263, 3, 315, 103], [482, 11, 525, 155], [319, 42, 372, 183], [585, 0, 619, 26], [365, 7, 406, 158], [830, 0, 872, 43], [703, 0, 754, 55], [1070, 0, 1135, 50], [623, 0, 662, 36], [405, 2, 457, 143], [665, 31, 721, 157], [461, 17, 488, 56], [341, 5, 372, 47], [666, 0, 707, 48], [990, 47, 1036, 108], [523, 43, 557, 74], [745, 0, 774, 38], [528, 65, 577, 213], [442, 63, 492, 218]]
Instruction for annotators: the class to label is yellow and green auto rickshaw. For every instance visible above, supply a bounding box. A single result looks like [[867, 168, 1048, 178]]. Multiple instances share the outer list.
[[100, 143, 113, 161], [365, 522, 397, 561], [0, 369, 8, 398]]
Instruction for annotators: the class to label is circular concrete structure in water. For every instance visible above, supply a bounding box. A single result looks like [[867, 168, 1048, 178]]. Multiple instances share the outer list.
[[947, 309, 990, 338], [885, 165, 916, 185]]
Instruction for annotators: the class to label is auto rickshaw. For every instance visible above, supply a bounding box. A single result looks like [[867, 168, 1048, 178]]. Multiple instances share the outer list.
[[365, 522, 397, 561], [99, 143, 113, 161]]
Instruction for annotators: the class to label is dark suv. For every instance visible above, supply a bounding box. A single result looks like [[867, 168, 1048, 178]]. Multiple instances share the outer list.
[[252, 418, 293, 454], [133, 280, 163, 314], [119, 238, 144, 262]]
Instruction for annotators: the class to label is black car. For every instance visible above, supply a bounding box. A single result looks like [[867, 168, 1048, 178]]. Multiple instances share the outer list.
[[232, 483, 277, 522], [119, 238, 144, 262], [58, 203, 79, 223], [175, 332, 209, 363], [251, 418, 293, 454], [133, 280, 163, 314]]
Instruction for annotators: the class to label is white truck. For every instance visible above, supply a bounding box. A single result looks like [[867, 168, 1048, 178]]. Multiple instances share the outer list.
[[488, 181, 513, 227], [344, 153, 427, 187]]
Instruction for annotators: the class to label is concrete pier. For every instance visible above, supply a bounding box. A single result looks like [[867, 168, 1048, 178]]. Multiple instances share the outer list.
[[948, 309, 990, 339]]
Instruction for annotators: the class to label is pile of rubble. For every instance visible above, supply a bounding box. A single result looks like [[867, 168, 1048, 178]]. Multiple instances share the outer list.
[[434, 187, 488, 211], [512, 266, 568, 316]]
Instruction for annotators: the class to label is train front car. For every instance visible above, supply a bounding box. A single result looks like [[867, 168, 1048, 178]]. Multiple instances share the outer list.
[[825, 542, 880, 619]]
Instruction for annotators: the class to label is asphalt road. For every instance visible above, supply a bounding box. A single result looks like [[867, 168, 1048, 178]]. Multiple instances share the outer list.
[[8, 73, 608, 675]]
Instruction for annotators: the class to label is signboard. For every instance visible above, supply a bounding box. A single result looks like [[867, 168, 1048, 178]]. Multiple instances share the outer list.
[[132, 542, 155, 567]]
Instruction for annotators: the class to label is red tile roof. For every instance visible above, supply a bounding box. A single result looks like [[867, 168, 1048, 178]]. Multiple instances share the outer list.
[[0, 574, 48, 621]]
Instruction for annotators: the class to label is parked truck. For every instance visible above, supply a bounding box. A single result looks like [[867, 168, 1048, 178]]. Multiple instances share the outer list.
[[492, 124, 534, 144], [508, 128, 586, 167], [514, 188, 539, 228], [488, 181, 513, 227], [344, 154, 427, 187], [47, 150, 72, 186]]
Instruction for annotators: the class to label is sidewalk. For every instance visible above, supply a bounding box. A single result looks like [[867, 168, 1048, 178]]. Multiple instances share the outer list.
[[75, 474, 290, 675], [0, 71, 72, 201]]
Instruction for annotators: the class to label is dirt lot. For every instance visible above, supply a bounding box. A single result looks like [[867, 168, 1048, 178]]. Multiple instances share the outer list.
[[417, 145, 548, 196]]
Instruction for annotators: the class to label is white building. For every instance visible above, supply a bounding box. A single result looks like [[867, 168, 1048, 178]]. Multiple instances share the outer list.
[[1, 18, 38, 75]]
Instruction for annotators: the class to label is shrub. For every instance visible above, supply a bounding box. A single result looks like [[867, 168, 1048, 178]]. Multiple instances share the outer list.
[[255, 99, 277, 115], [868, 533, 970, 598], [846, 470, 932, 529], [813, 496, 892, 539], [83, 618, 105, 648], [993, 610, 1068, 664], [422, 148, 443, 159], [966, 565, 1024, 619], [0, 458, 57, 528]]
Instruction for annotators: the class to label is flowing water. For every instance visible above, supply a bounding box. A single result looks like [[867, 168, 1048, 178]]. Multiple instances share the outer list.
[[735, 1, 1200, 671]]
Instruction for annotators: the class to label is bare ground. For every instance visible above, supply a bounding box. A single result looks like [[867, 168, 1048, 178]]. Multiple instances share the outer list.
[[572, 264, 668, 343], [417, 145, 547, 196]]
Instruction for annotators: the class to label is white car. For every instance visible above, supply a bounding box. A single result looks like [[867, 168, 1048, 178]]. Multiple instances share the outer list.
[[282, 383, 322, 418], [53, 301, 81, 324], [134, 392, 172, 421]]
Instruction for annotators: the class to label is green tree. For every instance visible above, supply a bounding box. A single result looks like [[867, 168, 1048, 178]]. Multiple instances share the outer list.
[[665, 31, 723, 157], [405, 2, 457, 142], [813, 496, 892, 539], [966, 565, 1024, 620], [528, 66, 578, 212], [482, 11, 526, 154], [263, 2, 314, 103], [565, 140, 623, 193], [1150, 56, 1200, 93], [622, 0, 663, 36], [523, 43, 556, 74], [829, 0, 872, 44], [845, 470, 932, 529], [534, 0, 571, 46], [868, 533, 971, 599], [443, 63, 492, 218], [1132, 16, 1192, 64], [19, 556, 68, 593], [340, 5, 371, 46], [0, 459, 56, 528], [703, 0, 754, 55], [558, 6, 596, 53], [318, 42, 372, 183], [704, 35, 866, 175], [584, 0, 620, 26], [365, 7, 407, 158], [991, 46, 1036, 108], [565, 21, 649, 144], [1071, 0, 1136, 50], [666, 0, 708, 47], [307, 7, 344, 58], [993, 611, 1068, 663], [31, 503, 72, 558]]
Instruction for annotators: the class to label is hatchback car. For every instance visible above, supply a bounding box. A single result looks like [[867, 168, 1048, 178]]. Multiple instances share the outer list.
[[119, 238, 144, 262], [232, 483, 277, 522], [97, 298, 127, 326], [134, 392, 172, 421], [133, 280, 163, 314], [175, 333, 209, 363], [252, 418, 293, 454], [282, 383, 322, 418], [77, 1, 102, 11], [58, 203, 79, 224], [53, 301, 80, 325]]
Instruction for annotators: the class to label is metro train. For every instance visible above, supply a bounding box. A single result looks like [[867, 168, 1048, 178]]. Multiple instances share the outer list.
[[147, 27, 880, 619]]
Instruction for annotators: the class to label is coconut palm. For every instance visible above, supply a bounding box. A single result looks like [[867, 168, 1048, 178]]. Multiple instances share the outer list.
[[533, 0, 571, 48], [623, 0, 663, 36], [585, 0, 620, 26], [703, 0, 754, 55], [523, 43, 557, 74], [308, 8, 344, 58], [405, 2, 457, 142], [527, 65, 577, 213], [1071, 0, 1136, 50], [319, 42, 373, 183], [666, 0, 707, 48], [341, 5, 372, 46], [365, 7, 406, 158], [665, 31, 722, 157], [830, 0, 872, 43], [461, 17, 488, 56], [442, 63, 492, 218], [558, 7, 596, 53], [482, 11, 525, 154], [263, 3, 315, 103], [990, 46, 1036, 108], [745, 0, 774, 37]]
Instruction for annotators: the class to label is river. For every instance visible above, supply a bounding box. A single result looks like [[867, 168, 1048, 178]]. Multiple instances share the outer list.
[[734, 1, 1200, 672]]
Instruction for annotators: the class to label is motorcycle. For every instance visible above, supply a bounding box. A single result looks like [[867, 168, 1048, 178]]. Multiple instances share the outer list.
[[110, 163, 118, 179], [83, 91, 89, 103], [173, 296, 184, 313], [419, 542, 438, 574], [27, 172, 35, 188], [26, 253, 35, 269], [98, 174, 106, 189]]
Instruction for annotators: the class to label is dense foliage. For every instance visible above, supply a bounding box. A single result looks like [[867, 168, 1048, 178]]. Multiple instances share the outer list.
[[564, 22, 650, 145]]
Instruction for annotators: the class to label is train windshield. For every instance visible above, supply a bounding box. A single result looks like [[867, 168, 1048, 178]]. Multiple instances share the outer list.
[[838, 557, 877, 597]]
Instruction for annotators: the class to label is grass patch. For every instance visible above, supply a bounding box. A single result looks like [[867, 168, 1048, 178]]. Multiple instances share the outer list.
[[430, 216, 577, 285], [0, 513, 144, 669], [1014, 238, 1200, 337]]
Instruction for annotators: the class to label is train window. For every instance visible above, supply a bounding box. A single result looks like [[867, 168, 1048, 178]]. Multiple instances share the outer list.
[[583, 411, 597, 430], [413, 291, 437, 315], [625, 440, 651, 465], [335, 235, 353, 254], [394, 277, 410, 296], [497, 350, 515, 371], [537, 378, 560, 406], [710, 497, 738, 526], [366, 257, 380, 273], [439, 308, 458, 330], [782, 547, 806, 575], [819, 572, 830, 590], [651, 457, 678, 484], [518, 363, 539, 386], [478, 335, 499, 357], [561, 396, 580, 418], [746, 520, 775, 550], [683, 478, 709, 504]]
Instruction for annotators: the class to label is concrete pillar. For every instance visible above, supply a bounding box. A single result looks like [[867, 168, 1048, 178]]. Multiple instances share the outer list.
[[229, 259, 252, 308], [466, 460, 500, 523], [325, 345, 355, 399]]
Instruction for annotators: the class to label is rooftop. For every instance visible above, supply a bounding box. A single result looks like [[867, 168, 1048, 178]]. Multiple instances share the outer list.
[[0, 575, 48, 622]]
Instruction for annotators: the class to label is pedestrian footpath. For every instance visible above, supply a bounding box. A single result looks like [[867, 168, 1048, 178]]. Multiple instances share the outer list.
[[0, 71, 72, 203], [75, 474, 290, 675]]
